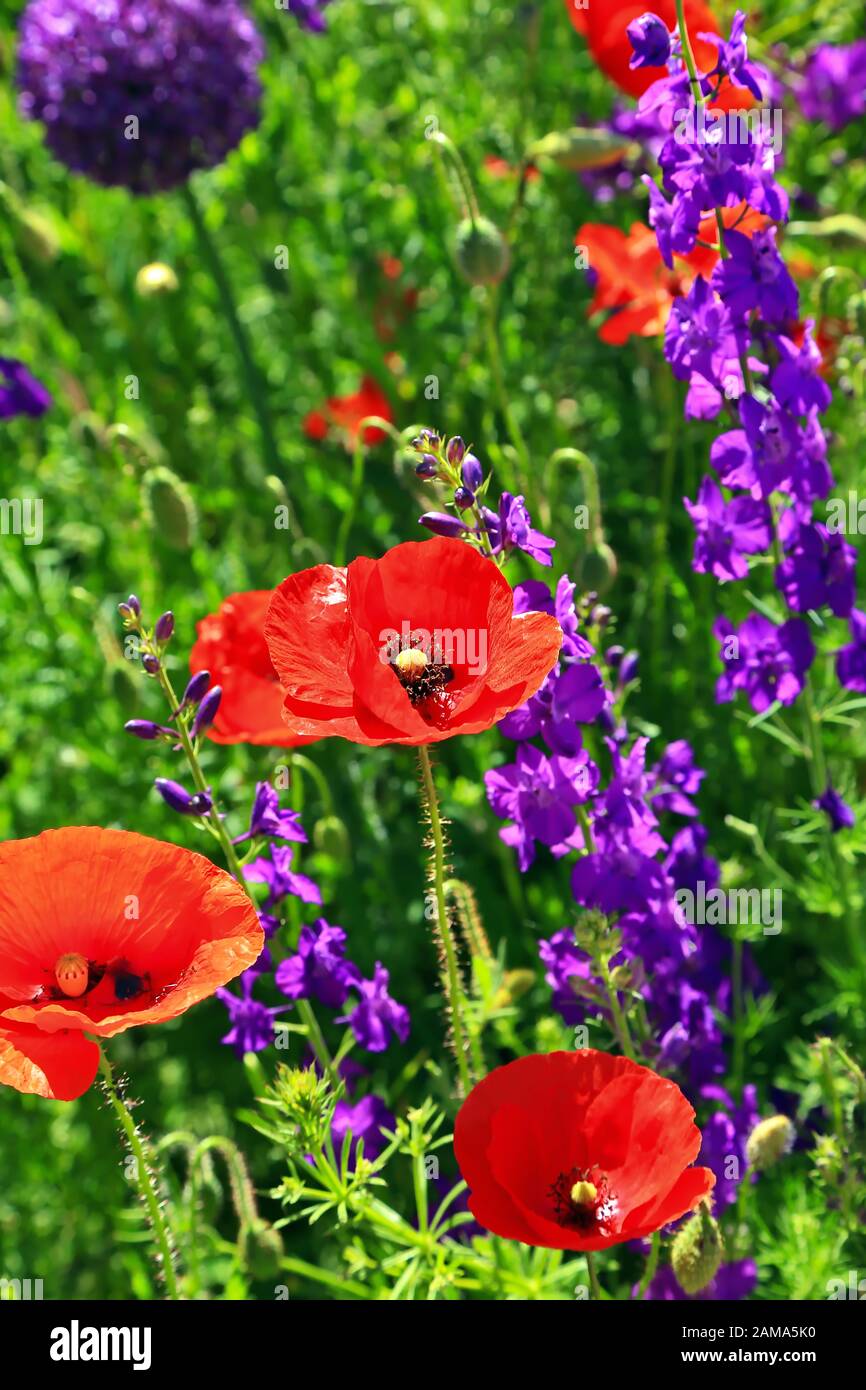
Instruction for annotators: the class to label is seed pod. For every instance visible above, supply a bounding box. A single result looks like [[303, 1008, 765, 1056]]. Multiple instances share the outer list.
[[141, 466, 198, 550], [453, 216, 510, 286], [671, 1200, 724, 1296], [746, 1114, 794, 1172], [580, 541, 618, 595]]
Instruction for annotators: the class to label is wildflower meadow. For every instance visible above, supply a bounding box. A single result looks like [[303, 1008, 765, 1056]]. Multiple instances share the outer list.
[[1, 0, 865, 1338]]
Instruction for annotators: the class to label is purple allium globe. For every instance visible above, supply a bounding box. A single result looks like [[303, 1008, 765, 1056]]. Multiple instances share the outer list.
[[16, 0, 265, 194]]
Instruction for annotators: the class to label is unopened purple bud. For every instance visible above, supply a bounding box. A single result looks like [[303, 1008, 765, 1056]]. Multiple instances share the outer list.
[[454, 486, 475, 511], [183, 670, 211, 706], [418, 511, 468, 538], [125, 719, 170, 740], [461, 453, 483, 491], [596, 704, 616, 734], [142, 653, 160, 674], [446, 435, 466, 466], [415, 455, 438, 478], [619, 651, 640, 685], [590, 604, 612, 629], [127, 594, 141, 616], [154, 778, 212, 816], [191, 685, 222, 736], [155, 610, 175, 643], [605, 645, 625, 671]]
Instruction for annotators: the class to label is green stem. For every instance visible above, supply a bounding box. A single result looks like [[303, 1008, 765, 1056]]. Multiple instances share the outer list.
[[98, 1048, 180, 1300], [585, 1251, 603, 1300], [417, 745, 472, 1095], [181, 182, 285, 491], [636, 1231, 661, 1299]]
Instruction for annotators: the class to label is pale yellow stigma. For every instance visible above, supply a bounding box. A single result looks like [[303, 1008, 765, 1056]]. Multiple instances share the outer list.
[[395, 648, 428, 681], [54, 952, 90, 998], [570, 1180, 598, 1207]]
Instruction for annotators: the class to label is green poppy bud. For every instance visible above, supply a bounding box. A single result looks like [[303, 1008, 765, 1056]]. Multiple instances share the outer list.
[[671, 1200, 724, 1295], [453, 217, 510, 286], [746, 1114, 795, 1172]]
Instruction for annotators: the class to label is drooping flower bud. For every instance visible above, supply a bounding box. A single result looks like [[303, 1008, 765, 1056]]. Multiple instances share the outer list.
[[418, 511, 469, 538], [453, 216, 511, 285], [580, 540, 618, 594], [141, 466, 198, 550], [746, 1115, 795, 1172], [124, 719, 172, 741], [191, 685, 223, 736], [154, 778, 212, 816], [671, 1200, 724, 1295], [454, 486, 475, 511]]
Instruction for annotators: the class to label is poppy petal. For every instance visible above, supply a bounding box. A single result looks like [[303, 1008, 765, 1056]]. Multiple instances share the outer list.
[[0, 1022, 100, 1101]]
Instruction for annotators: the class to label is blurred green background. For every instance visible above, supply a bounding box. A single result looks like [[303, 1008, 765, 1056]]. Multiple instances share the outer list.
[[1, 0, 865, 1298]]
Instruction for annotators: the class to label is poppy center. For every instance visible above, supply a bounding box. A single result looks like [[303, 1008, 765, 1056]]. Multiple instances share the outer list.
[[549, 1165, 618, 1234], [390, 644, 456, 728], [54, 952, 91, 998]]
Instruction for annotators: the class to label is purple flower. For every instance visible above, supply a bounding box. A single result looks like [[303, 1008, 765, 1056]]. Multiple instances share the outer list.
[[285, 0, 334, 34], [836, 610, 866, 692], [814, 783, 855, 834], [684, 476, 772, 582], [571, 836, 671, 917], [16, 0, 264, 193], [701, 10, 767, 101], [798, 41, 866, 132], [664, 277, 740, 387], [650, 740, 706, 816], [642, 176, 702, 268], [275, 919, 360, 1009], [331, 1094, 395, 1166], [664, 824, 720, 897], [639, 1259, 757, 1300], [0, 357, 52, 419], [486, 493, 556, 566], [244, 844, 322, 908], [216, 970, 289, 1057], [339, 963, 410, 1053], [698, 1083, 760, 1210], [485, 743, 596, 871], [539, 928, 596, 1025], [711, 228, 799, 328], [770, 324, 832, 416], [775, 523, 856, 618], [627, 13, 671, 71], [418, 511, 469, 539], [714, 613, 815, 712], [233, 781, 307, 846]]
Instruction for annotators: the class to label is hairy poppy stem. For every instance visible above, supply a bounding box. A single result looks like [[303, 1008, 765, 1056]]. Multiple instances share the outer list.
[[417, 745, 472, 1095], [97, 1047, 181, 1299]]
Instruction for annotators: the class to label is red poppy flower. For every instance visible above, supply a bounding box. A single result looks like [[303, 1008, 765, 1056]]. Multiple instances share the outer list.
[[189, 589, 312, 747], [454, 1049, 715, 1251], [578, 203, 768, 344], [303, 375, 393, 446], [0, 827, 263, 1101], [264, 537, 562, 746], [566, 0, 753, 110], [483, 155, 541, 183]]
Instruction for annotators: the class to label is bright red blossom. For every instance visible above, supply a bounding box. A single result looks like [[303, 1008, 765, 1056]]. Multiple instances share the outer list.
[[0, 828, 263, 1101], [566, 0, 752, 108], [264, 537, 562, 746], [190, 589, 312, 747], [454, 1049, 715, 1251], [303, 374, 393, 446]]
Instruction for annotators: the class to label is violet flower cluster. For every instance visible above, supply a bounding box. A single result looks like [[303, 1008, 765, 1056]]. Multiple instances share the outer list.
[[0, 357, 52, 420], [636, 8, 860, 833], [483, 572, 761, 1249], [16, 0, 264, 193]]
